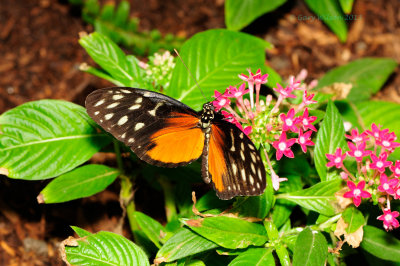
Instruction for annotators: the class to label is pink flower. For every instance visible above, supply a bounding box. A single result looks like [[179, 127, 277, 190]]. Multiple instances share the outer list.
[[370, 152, 392, 173], [272, 132, 297, 160], [377, 131, 400, 151], [343, 180, 371, 207], [288, 76, 301, 91], [254, 72, 268, 85], [297, 108, 317, 132], [212, 90, 230, 111], [302, 90, 317, 106], [390, 160, 400, 177], [273, 83, 296, 99], [280, 108, 298, 132], [378, 173, 399, 195], [326, 147, 347, 168], [297, 130, 314, 153], [347, 142, 371, 162], [225, 84, 249, 99], [393, 186, 400, 200], [345, 128, 369, 144], [377, 209, 400, 231], [239, 69, 259, 109], [365, 123, 389, 142], [271, 170, 287, 191]]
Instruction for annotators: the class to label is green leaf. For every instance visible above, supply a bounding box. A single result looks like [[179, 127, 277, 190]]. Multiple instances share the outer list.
[[39, 165, 119, 203], [228, 248, 274, 266], [0, 100, 110, 180], [181, 216, 268, 249], [304, 0, 347, 42], [230, 187, 274, 219], [71, 226, 91, 237], [168, 29, 270, 110], [316, 58, 397, 102], [134, 211, 165, 248], [277, 179, 342, 216], [354, 101, 400, 159], [314, 101, 347, 181], [361, 225, 400, 262], [225, 0, 287, 31], [195, 191, 233, 212], [276, 244, 290, 266], [64, 230, 149, 265], [155, 227, 218, 263], [342, 206, 364, 234], [338, 0, 353, 13], [292, 228, 328, 266], [79, 32, 144, 87]]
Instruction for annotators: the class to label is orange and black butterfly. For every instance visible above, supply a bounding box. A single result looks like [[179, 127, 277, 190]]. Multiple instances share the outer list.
[[85, 87, 266, 200]]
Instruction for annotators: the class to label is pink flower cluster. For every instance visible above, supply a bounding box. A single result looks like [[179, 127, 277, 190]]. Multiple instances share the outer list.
[[212, 69, 318, 190], [326, 124, 400, 231]]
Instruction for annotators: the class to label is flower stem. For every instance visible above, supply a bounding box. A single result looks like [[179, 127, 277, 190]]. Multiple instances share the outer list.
[[158, 176, 177, 222]]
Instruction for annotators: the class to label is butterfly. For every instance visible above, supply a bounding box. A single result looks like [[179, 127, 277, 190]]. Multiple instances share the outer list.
[[85, 87, 266, 200]]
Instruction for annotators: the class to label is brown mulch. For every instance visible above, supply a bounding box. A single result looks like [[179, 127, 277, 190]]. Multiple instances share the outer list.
[[0, 0, 399, 264]]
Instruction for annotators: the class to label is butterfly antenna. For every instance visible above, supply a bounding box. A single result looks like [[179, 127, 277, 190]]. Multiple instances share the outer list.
[[174, 49, 207, 101]]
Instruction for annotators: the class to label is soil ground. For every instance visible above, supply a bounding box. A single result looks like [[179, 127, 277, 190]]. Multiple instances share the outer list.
[[0, 0, 399, 264]]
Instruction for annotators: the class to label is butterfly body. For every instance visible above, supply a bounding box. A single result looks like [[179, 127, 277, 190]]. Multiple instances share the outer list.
[[86, 87, 266, 200]]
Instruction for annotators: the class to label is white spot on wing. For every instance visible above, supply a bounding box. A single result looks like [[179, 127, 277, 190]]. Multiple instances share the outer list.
[[118, 115, 128, 126], [113, 94, 124, 100], [135, 123, 145, 131], [232, 163, 238, 175], [251, 153, 257, 163], [241, 168, 246, 181], [241, 142, 244, 150], [249, 176, 254, 185], [128, 138, 134, 143], [239, 133, 244, 139], [143, 91, 151, 97], [129, 104, 141, 110], [94, 99, 105, 107], [107, 102, 119, 109], [148, 102, 163, 116], [105, 113, 114, 120], [240, 150, 245, 161], [251, 163, 256, 174], [135, 97, 143, 103], [120, 89, 131, 93], [94, 111, 100, 115], [258, 168, 263, 180], [121, 133, 126, 139]]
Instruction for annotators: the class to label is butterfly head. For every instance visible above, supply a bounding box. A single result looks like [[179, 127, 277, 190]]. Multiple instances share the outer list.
[[200, 103, 215, 129]]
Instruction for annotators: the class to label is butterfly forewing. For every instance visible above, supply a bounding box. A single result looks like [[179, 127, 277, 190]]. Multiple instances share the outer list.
[[204, 121, 266, 200], [85, 87, 204, 167]]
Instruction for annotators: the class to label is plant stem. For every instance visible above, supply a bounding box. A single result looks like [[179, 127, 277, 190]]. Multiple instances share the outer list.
[[158, 176, 177, 222], [113, 140, 140, 233]]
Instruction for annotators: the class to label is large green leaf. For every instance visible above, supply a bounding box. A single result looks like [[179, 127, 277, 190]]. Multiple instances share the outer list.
[[225, 0, 286, 31], [39, 164, 119, 203], [276, 179, 342, 216], [168, 29, 270, 110], [228, 248, 274, 266], [181, 216, 268, 249], [0, 100, 110, 180], [314, 101, 347, 181], [64, 230, 149, 265], [292, 228, 328, 266], [316, 58, 397, 102], [134, 211, 165, 248], [155, 227, 218, 263], [304, 0, 347, 42], [361, 225, 400, 262], [79, 32, 144, 87]]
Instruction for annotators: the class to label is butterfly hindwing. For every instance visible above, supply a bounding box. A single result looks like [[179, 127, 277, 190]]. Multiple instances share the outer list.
[[86, 87, 204, 167], [204, 121, 266, 200]]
